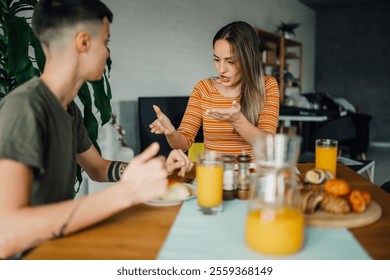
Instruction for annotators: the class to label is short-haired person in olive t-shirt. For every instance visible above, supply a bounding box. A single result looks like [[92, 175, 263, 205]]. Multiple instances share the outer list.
[[0, 0, 193, 259]]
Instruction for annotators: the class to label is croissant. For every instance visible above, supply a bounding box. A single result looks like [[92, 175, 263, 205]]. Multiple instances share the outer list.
[[305, 168, 326, 184], [304, 168, 335, 185], [320, 194, 351, 214], [299, 189, 324, 214]]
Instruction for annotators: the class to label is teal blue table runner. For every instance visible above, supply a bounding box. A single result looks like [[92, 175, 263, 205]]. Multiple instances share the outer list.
[[157, 198, 371, 260]]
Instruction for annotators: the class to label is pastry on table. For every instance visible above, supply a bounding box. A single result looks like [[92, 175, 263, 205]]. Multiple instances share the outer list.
[[158, 180, 191, 201], [320, 194, 351, 214]]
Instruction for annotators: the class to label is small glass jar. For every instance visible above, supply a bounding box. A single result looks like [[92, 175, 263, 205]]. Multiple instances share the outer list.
[[222, 154, 235, 200], [237, 152, 251, 200]]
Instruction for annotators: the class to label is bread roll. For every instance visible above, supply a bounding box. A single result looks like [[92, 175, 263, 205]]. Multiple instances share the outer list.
[[159, 181, 190, 201]]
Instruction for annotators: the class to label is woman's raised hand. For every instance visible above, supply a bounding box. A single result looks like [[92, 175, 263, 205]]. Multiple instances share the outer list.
[[205, 100, 242, 123], [149, 105, 176, 136]]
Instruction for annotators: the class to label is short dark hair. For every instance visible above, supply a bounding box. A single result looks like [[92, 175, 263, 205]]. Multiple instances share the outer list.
[[32, 0, 113, 45]]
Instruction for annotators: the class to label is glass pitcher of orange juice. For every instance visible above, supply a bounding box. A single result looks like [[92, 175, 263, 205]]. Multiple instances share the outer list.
[[245, 134, 304, 255]]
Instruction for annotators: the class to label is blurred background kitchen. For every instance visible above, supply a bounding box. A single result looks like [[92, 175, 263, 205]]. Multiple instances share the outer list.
[[89, 0, 389, 188]]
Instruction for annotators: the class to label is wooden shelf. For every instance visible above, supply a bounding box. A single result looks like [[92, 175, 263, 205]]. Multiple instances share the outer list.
[[263, 62, 279, 67], [285, 38, 302, 47], [285, 53, 300, 59], [254, 27, 303, 104]]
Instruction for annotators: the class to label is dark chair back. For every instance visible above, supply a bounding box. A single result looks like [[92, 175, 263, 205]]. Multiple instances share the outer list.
[[317, 114, 372, 159], [299, 116, 356, 162], [380, 181, 390, 194], [349, 113, 372, 159], [317, 116, 356, 155], [138, 96, 203, 157], [317, 116, 356, 143]]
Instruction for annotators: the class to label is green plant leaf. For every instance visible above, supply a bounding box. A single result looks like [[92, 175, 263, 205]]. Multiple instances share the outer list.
[[8, 16, 33, 73], [91, 77, 112, 126], [78, 83, 101, 154], [10, 0, 37, 14], [14, 59, 39, 84], [104, 71, 112, 101], [0, 0, 8, 11], [30, 31, 45, 71], [0, 17, 5, 30], [74, 165, 83, 197], [0, 34, 6, 47], [0, 60, 8, 70], [106, 53, 112, 73]]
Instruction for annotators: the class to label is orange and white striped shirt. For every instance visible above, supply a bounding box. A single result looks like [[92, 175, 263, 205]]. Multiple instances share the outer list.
[[177, 75, 280, 159]]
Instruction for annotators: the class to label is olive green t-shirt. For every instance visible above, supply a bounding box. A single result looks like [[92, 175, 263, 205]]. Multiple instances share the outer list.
[[0, 77, 92, 205]]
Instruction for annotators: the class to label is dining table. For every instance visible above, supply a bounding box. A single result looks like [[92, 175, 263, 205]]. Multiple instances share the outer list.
[[23, 163, 390, 260]]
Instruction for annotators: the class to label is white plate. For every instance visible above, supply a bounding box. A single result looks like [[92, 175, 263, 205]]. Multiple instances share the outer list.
[[145, 183, 196, 207]]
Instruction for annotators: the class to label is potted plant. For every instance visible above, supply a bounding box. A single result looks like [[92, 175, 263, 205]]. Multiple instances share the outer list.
[[276, 22, 301, 39]]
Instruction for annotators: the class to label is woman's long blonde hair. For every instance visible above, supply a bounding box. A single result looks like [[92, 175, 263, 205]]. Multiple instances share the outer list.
[[213, 21, 266, 125]]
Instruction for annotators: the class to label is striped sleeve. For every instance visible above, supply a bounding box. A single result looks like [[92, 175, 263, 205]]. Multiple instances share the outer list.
[[257, 75, 280, 135], [177, 82, 204, 148]]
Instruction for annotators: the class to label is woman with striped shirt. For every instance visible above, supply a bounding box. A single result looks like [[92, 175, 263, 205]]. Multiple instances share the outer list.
[[150, 21, 280, 160]]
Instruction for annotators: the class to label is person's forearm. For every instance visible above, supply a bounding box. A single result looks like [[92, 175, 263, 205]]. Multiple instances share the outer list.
[[82, 158, 127, 183], [0, 183, 129, 259], [106, 161, 128, 182], [166, 131, 190, 151], [231, 114, 268, 144]]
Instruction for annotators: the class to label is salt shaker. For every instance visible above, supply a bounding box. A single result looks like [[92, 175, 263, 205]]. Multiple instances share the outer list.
[[222, 154, 235, 200], [237, 151, 251, 200]]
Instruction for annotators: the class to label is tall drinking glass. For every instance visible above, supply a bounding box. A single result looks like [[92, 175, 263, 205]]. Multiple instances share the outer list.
[[196, 151, 223, 215], [246, 134, 304, 255], [315, 139, 338, 175]]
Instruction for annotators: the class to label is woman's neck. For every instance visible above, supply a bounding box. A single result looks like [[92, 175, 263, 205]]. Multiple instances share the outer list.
[[212, 79, 241, 97]]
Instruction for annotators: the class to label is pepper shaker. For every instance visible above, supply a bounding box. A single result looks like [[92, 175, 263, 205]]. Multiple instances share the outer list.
[[237, 151, 251, 200], [222, 154, 236, 200]]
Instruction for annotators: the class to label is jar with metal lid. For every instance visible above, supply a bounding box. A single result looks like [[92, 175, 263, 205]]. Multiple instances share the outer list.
[[237, 152, 251, 200], [222, 154, 235, 200]]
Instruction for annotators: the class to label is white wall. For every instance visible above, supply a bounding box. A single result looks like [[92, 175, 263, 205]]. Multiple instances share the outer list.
[[102, 0, 315, 100]]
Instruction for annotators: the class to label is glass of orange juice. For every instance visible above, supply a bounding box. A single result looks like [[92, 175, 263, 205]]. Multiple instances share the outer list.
[[247, 133, 304, 255], [196, 151, 223, 215], [315, 139, 338, 175]]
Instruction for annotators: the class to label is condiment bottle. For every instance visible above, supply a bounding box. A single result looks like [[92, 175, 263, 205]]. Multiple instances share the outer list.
[[237, 151, 251, 200], [222, 154, 235, 200]]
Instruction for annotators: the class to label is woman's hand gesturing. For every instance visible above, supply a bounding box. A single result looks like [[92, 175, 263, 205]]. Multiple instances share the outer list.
[[205, 100, 242, 123], [149, 105, 176, 136]]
